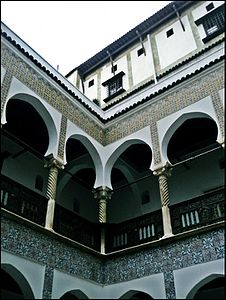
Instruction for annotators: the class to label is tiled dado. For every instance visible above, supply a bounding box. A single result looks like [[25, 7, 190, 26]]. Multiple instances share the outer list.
[[1, 44, 224, 165], [1, 213, 224, 290]]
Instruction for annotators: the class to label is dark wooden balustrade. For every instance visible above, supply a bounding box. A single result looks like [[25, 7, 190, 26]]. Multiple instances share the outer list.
[[1, 174, 48, 226], [171, 187, 225, 234], [53, 203, 101, 251], [1, 175, 224, 253], [105, 210, 163, 253]]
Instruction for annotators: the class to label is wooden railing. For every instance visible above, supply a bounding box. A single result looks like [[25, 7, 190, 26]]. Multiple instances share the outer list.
[[105, 210, 163, 253], [1, 174, 48, 226], [171, 187, 225, 234], [1, 175, 224, 253], [53, 204, 100, 251]]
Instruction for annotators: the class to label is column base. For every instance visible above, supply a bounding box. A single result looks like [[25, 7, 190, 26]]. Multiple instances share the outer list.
[[45, 227, 55, 232], [159, 233, 174, 240]]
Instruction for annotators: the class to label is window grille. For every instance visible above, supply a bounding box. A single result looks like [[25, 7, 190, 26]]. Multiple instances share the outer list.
[[195, 4, 224, 43]]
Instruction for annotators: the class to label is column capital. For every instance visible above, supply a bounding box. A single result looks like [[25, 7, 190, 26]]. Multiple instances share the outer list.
[[93, 186, 113, 201], [153, 164, 172, 177], [44, 154, 64, 169]]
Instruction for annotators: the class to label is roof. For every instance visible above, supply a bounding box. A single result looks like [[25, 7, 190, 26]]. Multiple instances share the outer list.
[[65, 1, 195, 78]]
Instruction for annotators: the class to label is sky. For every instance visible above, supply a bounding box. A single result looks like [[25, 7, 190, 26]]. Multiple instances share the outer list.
[[1, 1, 171, 76]]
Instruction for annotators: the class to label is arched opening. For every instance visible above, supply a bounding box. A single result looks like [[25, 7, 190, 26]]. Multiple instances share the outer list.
[[109, 143, 153, 223], [3, 98, 49, 155], [186, 275, 225, 299], [54, 137, 99, 249], [166, 117, 224, 233], [58, 137, 98, 222], [120, 290, 154, 299], [167, 117, 218, 164], [60, 289, 88, 299], [1, 264, 35, 299]]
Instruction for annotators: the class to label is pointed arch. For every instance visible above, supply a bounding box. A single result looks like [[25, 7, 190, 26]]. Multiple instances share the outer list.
[[186, 274, 224, 299], [60, 289, 89, 299], [161, 112, 219, 165], [1, 263, 35, 299], [104, 139, 153, 189], [65, 134, 103, 188], [120, 289, 154, 299], [3, 93, 58, 157]]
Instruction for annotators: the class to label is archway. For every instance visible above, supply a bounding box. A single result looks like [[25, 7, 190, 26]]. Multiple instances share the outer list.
[[186, 275, 225, 299], [1, 264, 35, 299], [167, 117, 218, 164], [120, 290, 154, 299], [2, 97, 52, 156], [60, 289, 89, 299]]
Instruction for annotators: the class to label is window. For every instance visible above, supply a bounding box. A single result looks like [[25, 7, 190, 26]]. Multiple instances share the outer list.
[[166, 28, 174, 38], [137, 48, 144, 57], [195, 4, 224, 43], [35, 175, 43, 191], [102, 71, 125, 102], [88, 79, 94, 87], [206, 2, 214, 12], [111, 65, 117, 73]]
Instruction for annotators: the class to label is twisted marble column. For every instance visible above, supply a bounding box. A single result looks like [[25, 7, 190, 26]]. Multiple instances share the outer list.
[[44, 155, 64, 231], [93, 186, 113, 253], [153, 165, 173, 238]]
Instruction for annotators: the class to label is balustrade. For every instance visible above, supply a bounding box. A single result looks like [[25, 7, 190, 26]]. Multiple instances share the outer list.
[[1, 175, 224, 253], [171, 187, 225, 234], [1, 175, 47, 226]]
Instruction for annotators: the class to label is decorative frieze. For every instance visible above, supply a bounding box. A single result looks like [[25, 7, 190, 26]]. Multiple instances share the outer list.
[[57, 115, 67, 160], [1, 43, 104, 144], [1, 43, 224, 168], [1, 69, 13, 117]]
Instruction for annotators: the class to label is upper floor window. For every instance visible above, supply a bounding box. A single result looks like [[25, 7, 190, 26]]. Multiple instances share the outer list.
[[206, 2, 214, 12], [137, 48, 144, 56], [166, 28, 174, 38], [102, 71, 125, 102], [88, 79, 94, 87], [195, 3, 224, 43]]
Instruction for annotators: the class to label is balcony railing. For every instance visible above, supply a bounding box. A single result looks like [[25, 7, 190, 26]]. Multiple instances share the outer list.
[[53, 204, 100, 251], [1, 174, 48, 226], [1, 175, 224, 253], [171, 187, 225, 234], [105, 210, 163, 253]]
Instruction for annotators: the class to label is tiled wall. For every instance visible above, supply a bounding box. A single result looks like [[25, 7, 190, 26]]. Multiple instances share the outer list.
[[1, 212, 224, 299]]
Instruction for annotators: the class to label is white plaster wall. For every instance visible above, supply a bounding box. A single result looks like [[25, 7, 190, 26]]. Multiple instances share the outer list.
[[218, 88, 224, 110], [1, 65, 6, 84], [155, 16, 197, 70], [130, 39, 154, 86], [100, 55, 129, 103], [1, 251, 45, 299], [84, 74, 98, 101], [174, 258, 224, 299], [52, 269, 166, 299], [67, 69, 78, 87]]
